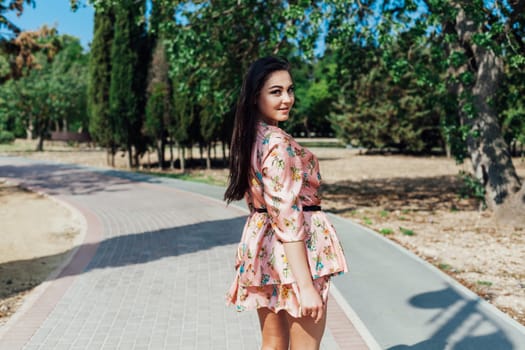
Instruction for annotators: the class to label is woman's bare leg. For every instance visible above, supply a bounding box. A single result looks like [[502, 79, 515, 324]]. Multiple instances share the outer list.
[[285, 304, 327, 350], [257, 308, 290, 350]]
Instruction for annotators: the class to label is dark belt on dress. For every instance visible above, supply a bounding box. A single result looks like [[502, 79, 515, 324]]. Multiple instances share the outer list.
[[255, 205, 322, 213]]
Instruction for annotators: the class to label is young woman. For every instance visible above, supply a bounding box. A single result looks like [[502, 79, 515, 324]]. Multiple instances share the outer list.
[[224, 56, 348, 350]]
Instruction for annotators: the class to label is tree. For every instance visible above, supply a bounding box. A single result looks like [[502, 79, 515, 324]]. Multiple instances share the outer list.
[[326, 0, 525, 223], [145, 38, 171, 168], [88, 6, 115, 165], [0, 35, 88, 150], [109, 0, 147, 168], [0, 25, 60, 83], [159, 0, 327, 169]]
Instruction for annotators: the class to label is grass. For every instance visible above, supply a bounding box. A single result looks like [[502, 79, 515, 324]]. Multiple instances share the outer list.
[[380, 210, 389, 218], [439, 263, 452, 271], [362, 216, 373, 225], [0, 142, 35, 153], [399, 226, 415, 236], [477, 280, 493, 286], [379, 228, 394, 235]]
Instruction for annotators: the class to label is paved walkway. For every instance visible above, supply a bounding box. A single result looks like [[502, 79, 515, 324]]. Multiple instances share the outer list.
[[2, 156, 525, 349], [0, 156, 370, 350]]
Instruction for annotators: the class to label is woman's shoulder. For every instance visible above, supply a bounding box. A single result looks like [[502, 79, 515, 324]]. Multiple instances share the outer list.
[[257, 121, 295, 148]]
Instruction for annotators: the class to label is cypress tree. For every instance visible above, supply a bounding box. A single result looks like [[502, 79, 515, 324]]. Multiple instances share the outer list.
[[145, 39, 171, 168], [109, 0, 146, 168], [88, 7, 115, 166]]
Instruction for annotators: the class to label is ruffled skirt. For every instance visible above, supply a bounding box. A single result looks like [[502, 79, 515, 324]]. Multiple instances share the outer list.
[[226, 211, 348, 317]]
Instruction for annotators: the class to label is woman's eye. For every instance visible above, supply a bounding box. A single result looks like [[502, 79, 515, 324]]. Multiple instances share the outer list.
[[270, 90, 281, 95], [288, 87, 295, 94]]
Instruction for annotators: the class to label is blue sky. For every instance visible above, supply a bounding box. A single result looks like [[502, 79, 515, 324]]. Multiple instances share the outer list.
[[4, 2, 94, 50]]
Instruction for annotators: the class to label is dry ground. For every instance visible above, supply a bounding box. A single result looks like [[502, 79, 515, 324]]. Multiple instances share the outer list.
[[1, 139, 524, 326], [0, 180, 83, 326]]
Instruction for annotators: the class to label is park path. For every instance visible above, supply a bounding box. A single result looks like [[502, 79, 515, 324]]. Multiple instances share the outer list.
[[0, 156, 370, 350]]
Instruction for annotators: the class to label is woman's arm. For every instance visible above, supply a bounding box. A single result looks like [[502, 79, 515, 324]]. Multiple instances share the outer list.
[[283, 241, 324, 323]]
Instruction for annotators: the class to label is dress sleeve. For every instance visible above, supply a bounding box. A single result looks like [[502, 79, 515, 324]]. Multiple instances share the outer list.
[[261, 136, 305, 242]]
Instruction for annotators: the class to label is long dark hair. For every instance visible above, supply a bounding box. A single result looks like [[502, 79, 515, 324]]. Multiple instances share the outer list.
[[224, 56, 291, 203]]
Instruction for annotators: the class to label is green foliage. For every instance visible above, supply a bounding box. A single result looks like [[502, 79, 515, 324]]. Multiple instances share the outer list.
[[379, 228, 394, 235], [399, 227, 415, 236], [476, 280, 493, 286], [0, 130, 14, 143], [326, 14, 445, 153], [0, 35, 88, 148], [109, 0, 148, 165], [162, 0, 326, 155], [88, 7, 114, 148], [438, 263, 452, 271], [286, 56, 339, 136], [458, 170, 486, 205]]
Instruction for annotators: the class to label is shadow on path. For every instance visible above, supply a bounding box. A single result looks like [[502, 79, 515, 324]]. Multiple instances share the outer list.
[[0, 163, 138, 196], [1, 216, 245, 301], [388, 287, 514, 350]]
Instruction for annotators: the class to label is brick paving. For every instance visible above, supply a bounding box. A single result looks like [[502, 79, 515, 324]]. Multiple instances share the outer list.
[[0, 158, 369, 349]]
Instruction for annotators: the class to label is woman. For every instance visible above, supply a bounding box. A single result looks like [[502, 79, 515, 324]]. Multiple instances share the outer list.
[[224, 56, 348, 350]]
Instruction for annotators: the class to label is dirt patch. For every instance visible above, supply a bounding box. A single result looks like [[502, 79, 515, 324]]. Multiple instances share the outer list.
[[0, 180, 82, 326]]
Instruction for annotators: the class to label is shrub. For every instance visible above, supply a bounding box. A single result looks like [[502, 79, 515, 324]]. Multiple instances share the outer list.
[[0, 130, 15, 144]]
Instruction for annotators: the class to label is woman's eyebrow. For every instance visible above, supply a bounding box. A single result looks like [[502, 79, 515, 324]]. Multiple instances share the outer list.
[[268, 84, 293, 89]]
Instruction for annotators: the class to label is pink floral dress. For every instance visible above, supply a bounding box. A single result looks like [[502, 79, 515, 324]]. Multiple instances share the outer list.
[[226, 120, 348, 317]]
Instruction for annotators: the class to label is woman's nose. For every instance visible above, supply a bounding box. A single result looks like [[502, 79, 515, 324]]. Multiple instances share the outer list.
[[282, 92, 293, 103]]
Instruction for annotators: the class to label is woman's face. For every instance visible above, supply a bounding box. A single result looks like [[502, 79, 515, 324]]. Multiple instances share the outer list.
[[256, 70, 294, 126]]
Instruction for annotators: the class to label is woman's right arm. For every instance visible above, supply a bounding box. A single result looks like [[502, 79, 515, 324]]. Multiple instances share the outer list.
[[261, 136, 323, 322]]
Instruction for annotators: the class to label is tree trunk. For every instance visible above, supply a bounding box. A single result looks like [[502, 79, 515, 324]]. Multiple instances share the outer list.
[[454, 7, 523, 223], [206, 144, 211, 170], [222, 141, 227, 165], [127, 144, 133, 168], [180, 146, 186, 172], [36, 133, 44, 151], [169, 139, 174, 169], [156, 139, 162, 169], [199, 143, 204, 167], [26, 115, 33, 140]]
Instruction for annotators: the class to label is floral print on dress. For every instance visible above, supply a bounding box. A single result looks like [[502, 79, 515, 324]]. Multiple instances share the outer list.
[[226, 120, 348, 316]]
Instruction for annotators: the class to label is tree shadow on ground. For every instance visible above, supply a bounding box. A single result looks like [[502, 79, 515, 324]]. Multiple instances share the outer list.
[[321, 175, 479, 213], [387, 287, 515, 350], [0, 162, 140, 196], [0, 216, 245, 302]]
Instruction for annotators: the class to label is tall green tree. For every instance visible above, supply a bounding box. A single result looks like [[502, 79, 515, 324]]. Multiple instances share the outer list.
[[88, 6, 115, 165], [145, 38, 171, 168], [109, 0, 147, 168]]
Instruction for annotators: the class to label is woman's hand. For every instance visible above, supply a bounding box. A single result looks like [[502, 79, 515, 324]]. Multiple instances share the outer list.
[[300, 284, 324, 323], [281, 241, 325, 323]]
